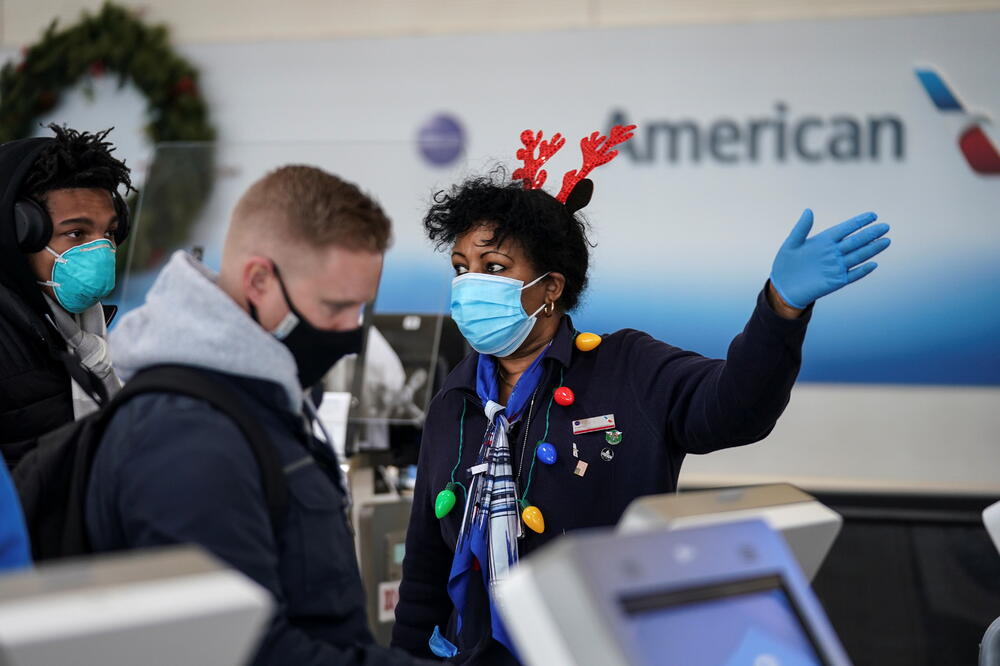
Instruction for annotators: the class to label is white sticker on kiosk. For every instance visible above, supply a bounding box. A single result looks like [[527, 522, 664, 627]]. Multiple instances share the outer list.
[[377, 580, 401, 623], [572, 414, 615, 435]]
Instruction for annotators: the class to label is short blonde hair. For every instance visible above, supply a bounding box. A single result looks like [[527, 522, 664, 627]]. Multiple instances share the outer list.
[[232, 165, 391, 253]]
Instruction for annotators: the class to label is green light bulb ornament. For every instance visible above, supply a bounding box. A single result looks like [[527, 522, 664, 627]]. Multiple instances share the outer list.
[[435, 482, 458, 519]]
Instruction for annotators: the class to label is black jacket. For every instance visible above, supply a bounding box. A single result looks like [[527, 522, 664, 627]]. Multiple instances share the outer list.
[[0, 137, 75, 468], [392, 287, 812, 664], [0, 284, 74, 467], [86, 368, 428, 666]]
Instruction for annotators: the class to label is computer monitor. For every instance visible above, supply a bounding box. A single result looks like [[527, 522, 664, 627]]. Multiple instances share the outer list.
[[0, 546, 272, 666], [325, 313, 468, 458], [618, 484, 842, 581], [498, 519, 851, 666]]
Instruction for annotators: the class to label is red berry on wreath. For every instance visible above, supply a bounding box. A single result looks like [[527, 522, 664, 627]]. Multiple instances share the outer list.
[[36, 91, 57, 112], [172, 75, 196, 96]]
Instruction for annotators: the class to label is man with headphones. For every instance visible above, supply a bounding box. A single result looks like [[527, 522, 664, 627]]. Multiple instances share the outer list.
[[0, 124, 133, 469]]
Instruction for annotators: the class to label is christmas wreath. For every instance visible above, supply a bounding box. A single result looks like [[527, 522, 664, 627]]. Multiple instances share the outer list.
[[0, 2, 215, 275]]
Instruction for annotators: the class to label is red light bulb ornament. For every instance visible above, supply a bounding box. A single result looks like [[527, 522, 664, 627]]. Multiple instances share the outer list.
[[554, 386, 575, 407], [519, 500, 545, 534]]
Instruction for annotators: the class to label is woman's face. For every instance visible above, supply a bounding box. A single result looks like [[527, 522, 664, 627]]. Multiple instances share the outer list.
[[451, 223, 549, 315]]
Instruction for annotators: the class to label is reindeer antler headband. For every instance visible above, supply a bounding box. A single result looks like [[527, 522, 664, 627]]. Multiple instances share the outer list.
[[512, 124, 637, 214]]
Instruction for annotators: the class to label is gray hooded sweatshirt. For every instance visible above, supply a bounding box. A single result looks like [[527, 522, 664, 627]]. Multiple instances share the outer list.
[[110, 250, 302, 410]]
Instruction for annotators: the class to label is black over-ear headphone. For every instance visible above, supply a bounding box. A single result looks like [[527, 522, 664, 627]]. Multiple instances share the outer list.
[[14, 190, 130, 253]]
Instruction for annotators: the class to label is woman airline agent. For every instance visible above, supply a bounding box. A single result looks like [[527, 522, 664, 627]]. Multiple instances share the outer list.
[[392, 125, 891, 665]]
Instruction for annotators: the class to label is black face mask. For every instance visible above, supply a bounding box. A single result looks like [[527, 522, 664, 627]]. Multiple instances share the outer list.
[[249, 263, 364, 389]]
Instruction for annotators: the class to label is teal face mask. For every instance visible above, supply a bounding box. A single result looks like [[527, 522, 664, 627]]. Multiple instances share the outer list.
[[38, 239, 117, 314]]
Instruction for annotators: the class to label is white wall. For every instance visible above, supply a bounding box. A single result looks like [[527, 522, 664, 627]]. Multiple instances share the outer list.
[[4, 0, 1000, 46]]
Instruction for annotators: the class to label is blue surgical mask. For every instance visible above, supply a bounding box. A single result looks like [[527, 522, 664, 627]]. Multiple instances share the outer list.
[[37, 239, 117, 314], [450, 272, 549, 357]]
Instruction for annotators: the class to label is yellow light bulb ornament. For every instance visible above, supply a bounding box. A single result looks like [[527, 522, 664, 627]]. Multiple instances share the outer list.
[[520, 501, 545, 534], [575, 332, 602, 352]]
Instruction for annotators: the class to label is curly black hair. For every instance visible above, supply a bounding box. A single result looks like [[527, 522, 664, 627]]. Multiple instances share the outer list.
[[424, 169, 592, 311], [21, 124, 134, 202]]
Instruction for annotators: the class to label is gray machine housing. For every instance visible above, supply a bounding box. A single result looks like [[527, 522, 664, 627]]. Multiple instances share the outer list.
[[618, 483, 842, 580], [0, 546, 272, 666], [498, 519, 851, 666], [357, 497, 412, 645]]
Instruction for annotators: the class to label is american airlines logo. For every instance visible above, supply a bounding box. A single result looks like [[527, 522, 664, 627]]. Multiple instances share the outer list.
[[608, 105, 906, 166], [915, 67, 1000, 175]]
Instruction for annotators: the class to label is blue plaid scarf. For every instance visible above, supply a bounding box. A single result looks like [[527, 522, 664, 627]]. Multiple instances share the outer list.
[[446, 347, 549, 656]]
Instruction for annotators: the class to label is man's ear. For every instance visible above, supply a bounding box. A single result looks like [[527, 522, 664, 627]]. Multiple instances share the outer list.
[[242, 256, 273, 308]]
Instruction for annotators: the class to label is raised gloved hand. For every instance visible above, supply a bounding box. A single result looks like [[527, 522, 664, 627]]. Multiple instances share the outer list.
[[770, 209, 891, 309]]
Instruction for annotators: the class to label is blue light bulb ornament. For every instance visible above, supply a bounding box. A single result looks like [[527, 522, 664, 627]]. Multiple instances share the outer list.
[[536, 442, 557, 465]]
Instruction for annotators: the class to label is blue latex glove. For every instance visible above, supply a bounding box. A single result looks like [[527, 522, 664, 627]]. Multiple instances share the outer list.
[[770, 209, 891, 309], [429, 625, 458, 658]]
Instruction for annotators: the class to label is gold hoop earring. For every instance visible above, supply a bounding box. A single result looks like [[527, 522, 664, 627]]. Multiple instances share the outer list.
[[543, 301, 555, 317]]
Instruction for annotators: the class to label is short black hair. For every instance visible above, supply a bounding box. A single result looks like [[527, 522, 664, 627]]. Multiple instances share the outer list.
[[424, 169, 591, 311], [21, 124, 133, 203]]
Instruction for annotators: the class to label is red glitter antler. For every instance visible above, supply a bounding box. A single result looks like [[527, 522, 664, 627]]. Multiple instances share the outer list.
[[556, 124, 637, 202], [512, 130, 566, 190]]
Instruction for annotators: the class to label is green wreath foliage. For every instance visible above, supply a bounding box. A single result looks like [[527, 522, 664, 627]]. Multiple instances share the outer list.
[[0, 2, 215, 276]]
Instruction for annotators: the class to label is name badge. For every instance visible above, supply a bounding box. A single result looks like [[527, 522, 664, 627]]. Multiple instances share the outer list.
[[572, 414, 615, 435]]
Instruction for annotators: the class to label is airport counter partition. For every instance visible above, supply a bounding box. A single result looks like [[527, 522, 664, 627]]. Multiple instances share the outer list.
[[792, 490, 997, 666]]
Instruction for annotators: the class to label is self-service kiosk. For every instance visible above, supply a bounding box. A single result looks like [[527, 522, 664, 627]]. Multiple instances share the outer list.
[[498, 520, 851, 666]]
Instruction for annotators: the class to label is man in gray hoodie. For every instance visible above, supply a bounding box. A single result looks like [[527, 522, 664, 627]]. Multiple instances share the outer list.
[[86, 166, 433, 666]]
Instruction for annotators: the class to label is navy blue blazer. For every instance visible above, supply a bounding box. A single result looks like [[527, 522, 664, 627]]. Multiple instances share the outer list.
[[392, 285, 812, 664]]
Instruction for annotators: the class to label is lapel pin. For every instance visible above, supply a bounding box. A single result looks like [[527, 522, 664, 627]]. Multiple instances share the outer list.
[[572, 414, 615, 435]]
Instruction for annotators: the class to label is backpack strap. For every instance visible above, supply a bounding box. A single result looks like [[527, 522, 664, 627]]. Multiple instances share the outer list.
[[109, 365, 289, 533]]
